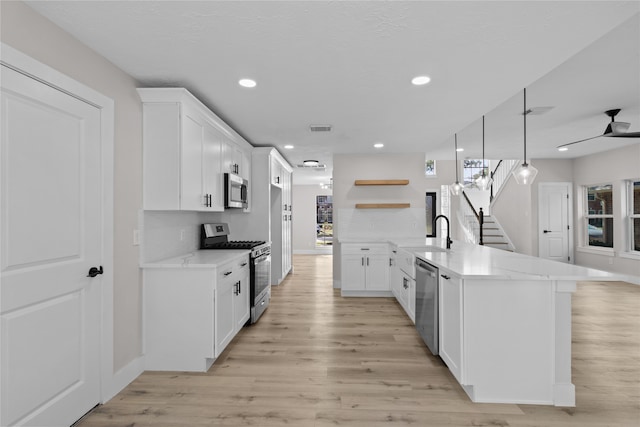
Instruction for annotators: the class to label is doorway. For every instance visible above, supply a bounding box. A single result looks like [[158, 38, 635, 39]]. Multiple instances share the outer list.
[[538, 182, 573, 263], [316, 195, 333, 247], [1, 45, 114, 426]]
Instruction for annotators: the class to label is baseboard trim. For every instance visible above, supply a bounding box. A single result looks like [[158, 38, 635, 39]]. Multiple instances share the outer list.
[[104, 355, 145, 403]]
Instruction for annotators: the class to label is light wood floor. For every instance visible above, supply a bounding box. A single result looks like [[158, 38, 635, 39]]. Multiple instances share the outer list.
[[78, 255, 640, 426]]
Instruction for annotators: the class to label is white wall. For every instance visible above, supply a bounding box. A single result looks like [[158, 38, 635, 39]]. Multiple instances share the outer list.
[[1, 1, 143, 371], [572, 144, 640, 278], [332, 153, 457, 286], [292, 185, 333, 254]]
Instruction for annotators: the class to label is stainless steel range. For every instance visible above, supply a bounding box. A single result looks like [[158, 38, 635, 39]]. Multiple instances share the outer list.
[[200, 223, 271, 324]]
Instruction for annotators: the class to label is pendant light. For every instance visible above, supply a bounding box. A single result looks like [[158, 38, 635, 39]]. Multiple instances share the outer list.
[[475, 115, 493, 191], [450, 134, 463, 196], [512, 88, 538, 185]]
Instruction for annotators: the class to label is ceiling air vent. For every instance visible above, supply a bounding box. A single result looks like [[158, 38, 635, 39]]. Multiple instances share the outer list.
[[309, 124, 332, 132]]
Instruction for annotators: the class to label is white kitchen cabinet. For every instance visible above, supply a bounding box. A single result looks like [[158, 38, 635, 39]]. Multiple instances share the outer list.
[[138, 88, 252, 212], [341, 243, 390, 296], [143, 252, 249, 372], [223, 138, 250, 180], [397, 270, 416, 323], [215, 256, 250, 357], [439, 271, 463, 382]]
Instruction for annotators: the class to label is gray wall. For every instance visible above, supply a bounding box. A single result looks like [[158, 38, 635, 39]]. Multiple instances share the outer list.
[[1, 1, 143, 371]]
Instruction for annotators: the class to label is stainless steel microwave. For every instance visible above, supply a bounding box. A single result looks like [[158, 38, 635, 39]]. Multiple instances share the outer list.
[[224, 173, 248, 209]]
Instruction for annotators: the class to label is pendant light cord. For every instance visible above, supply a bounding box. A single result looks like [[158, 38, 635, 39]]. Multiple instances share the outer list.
[[454, 134, 459, 179], [482, 115, 486, 176], [523, 88, 527, 165]]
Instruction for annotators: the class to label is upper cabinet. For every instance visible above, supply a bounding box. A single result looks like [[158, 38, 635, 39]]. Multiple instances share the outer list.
[[138, 88, 252, 212]]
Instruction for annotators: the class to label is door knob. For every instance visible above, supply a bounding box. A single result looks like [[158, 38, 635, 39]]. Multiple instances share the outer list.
[[87, 266, 103, 277]]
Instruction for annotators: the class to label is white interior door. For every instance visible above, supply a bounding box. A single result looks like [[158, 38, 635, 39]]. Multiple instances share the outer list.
[[1, 64, 103, 426], [538, 183, 573, 263]]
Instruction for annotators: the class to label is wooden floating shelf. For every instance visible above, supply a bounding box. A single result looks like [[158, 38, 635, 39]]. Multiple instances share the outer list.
[[354, 179, 409, 186], [355, 203, 411, 209]]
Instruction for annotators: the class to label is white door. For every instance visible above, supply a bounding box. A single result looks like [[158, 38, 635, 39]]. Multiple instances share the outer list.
[[538, 183, 573, 263], [1, 65, 103, 426]]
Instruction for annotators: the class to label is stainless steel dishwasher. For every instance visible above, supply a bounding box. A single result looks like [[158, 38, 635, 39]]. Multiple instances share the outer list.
[[415, 258, 439, 355]]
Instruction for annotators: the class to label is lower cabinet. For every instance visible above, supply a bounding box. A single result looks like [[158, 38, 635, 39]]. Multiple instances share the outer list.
[[341, 243, 390, 296], [438, 271, 463, 383], [144, 254, 249, 372]]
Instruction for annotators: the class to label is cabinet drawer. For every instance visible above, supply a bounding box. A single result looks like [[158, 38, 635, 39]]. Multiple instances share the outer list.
[[342, 243, 389, 255]]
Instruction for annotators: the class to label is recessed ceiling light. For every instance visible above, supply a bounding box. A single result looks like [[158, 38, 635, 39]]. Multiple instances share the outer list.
[[374, 143, 384, 148], [456, 148, 464, 152], [558, 147, 569, 152], [411, 75, 431, 86], [238, 78, 256, 88], [284, 145, 294, 149]]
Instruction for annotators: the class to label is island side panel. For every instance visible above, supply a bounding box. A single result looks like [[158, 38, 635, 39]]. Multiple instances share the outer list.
[[463, 279, 555, 405], [554, 280, 577, 406]]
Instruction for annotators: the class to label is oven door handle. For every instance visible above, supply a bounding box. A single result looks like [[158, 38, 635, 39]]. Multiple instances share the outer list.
[[253, 255, 271, 264]]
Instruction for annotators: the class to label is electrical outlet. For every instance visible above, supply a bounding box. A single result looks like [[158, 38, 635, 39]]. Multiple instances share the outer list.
[[180, 229, 186, 241], [133, 229, 140, 246]]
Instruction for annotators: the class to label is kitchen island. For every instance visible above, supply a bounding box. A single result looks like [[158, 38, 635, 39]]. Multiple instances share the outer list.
[[408, 239, 630, 407]]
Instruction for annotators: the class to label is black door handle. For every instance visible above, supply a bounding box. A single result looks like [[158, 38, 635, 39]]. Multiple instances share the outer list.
[[87, 266, 103, 277]]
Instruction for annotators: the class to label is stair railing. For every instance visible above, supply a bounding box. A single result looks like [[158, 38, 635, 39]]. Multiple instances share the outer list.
[[460, 191, 484, 245], [490, 159, 518, 203]]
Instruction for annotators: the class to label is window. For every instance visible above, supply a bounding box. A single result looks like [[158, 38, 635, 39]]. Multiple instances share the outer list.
[[585, 184, 613, 248], [425, 160, 437, 177], [425, 192, 437, 237], [316, 195, 333, 247], [628, 180, 640, 252], [463, 159, 489, 186]]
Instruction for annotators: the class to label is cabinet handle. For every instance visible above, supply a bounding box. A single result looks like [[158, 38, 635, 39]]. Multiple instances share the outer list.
[[441, 274, 450, 280], [224, 271, 233, 276], [240, 262, 247, 267], [366, 257, 369, 266], [361, 257, 364, 266], [208, 194, 212, 207], [238, 280, 241, 294], [360, 248, 370, 251], [289, 214, 291, 221], [403, 277, 408, 289]]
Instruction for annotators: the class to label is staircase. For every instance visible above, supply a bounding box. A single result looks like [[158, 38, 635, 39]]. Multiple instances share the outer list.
[[480, 215, 514, 251], [457, 159, 518, 252]]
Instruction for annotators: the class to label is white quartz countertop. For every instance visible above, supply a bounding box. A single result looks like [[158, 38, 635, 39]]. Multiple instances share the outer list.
[[409, 239, 629, 281], [341, 237, 631, 281], [141, 250, 250, 269]]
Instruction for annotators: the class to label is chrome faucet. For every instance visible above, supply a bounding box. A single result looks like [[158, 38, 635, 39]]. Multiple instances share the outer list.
[[433, 214, 452, 249]]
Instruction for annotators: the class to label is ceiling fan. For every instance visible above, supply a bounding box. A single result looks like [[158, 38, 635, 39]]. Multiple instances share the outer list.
[[557, 108, 640, 149]]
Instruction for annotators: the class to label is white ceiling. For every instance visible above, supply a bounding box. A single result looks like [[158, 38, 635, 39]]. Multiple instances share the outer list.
[[25, 1, 640, 184]]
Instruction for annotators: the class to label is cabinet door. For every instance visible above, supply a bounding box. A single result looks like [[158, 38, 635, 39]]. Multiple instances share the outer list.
[[234, 270, 250, 332], [341, 255, 366, 291], [180, 108, 206, 211], [365, 254, 390, 291], [439, 274, 463, 382], [407, 276, 416, 324], [271, 156, 282, 186], [215, 275, 235, 357], [202, 125, 223, 211]]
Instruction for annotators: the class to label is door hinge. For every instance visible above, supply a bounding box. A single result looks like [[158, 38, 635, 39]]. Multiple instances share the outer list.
[[567, 225, 570, 230], [568, 256, 571, 262]]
